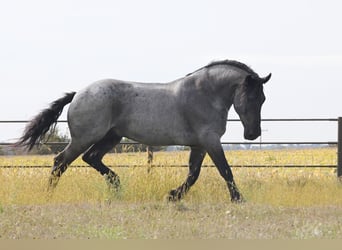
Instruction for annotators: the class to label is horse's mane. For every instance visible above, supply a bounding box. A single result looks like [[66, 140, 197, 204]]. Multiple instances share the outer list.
[[186, 59, 258, 77]]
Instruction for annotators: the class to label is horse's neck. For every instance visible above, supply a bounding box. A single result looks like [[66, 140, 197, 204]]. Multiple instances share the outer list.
[[208, 73, 242, 110]]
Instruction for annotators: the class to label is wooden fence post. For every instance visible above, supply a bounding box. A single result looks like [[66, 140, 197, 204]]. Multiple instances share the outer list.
[[338, 117, 342, 180], [147, 146, 153, 164]]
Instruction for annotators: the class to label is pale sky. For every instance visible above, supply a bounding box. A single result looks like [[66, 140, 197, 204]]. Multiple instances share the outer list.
[[1, 0, 341, 143]]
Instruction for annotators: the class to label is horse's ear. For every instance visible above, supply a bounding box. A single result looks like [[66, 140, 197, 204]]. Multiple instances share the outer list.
[[245, 73, 271, 87], [260, 73, 272, 84]]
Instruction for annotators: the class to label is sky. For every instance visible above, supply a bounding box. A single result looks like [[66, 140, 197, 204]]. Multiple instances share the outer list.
[[0, 0, 341, 144]]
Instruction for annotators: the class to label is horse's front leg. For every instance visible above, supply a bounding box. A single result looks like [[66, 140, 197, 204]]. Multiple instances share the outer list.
[[168, 146, 206, 201], [202, 134, 244, 203]]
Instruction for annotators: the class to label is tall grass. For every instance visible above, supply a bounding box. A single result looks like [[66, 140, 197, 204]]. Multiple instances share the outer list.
[[0, 148, 341, 207]]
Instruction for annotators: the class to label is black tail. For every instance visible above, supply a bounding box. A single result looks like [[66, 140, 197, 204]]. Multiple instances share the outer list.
[[15, 92, 76, 151]]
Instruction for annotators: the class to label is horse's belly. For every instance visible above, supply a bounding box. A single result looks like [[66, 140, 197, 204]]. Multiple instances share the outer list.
[[115, 114, 196, 146]]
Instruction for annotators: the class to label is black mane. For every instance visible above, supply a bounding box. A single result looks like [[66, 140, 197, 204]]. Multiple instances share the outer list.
[[186, 59, 258, 77]]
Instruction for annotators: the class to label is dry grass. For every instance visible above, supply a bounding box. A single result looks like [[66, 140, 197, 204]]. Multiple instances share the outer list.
[[1, 148, 342, 239], [2, 202, 342, 239], [0, 147, 337, 167]]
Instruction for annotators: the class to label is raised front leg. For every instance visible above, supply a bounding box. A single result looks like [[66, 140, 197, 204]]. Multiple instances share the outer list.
[[168, 146, 206, 201], [203, 135, 243, 203]]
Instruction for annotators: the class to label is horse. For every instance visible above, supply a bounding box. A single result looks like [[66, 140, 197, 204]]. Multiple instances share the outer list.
[[16, 59, 271, 202]]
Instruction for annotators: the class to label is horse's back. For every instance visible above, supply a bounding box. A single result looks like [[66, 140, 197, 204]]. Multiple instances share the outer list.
[[67, 79, 198, 146]]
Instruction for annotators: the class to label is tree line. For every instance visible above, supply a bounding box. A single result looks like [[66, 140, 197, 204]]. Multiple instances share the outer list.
[[0, 127, 163, 155]]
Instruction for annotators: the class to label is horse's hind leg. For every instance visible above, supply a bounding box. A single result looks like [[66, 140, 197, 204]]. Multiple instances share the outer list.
[[82, 130, 122, 191], [48, 142, 87, 190], [168, 146, 206, 201]]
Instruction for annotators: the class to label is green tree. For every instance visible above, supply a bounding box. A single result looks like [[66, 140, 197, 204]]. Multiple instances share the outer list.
[[114, 138, 164, 153], [30, 127, 70, 155]]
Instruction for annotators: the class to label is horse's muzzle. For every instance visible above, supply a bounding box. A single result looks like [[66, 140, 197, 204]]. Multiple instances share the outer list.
[[244, 129, 261, 140]]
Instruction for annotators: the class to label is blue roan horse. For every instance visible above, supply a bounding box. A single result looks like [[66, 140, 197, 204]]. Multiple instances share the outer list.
[[17, 60, 271, 202]]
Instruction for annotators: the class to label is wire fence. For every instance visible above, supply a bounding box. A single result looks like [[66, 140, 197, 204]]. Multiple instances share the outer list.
[[0, 118, 341, 176]]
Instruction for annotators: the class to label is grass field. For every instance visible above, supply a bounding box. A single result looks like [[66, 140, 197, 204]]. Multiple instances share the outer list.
[[1, 148, 342, 239]]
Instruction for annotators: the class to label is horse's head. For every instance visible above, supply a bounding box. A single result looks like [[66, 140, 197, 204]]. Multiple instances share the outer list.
[[233, 73, 271, 140]]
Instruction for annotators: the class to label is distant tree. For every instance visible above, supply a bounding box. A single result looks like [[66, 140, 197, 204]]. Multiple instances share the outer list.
[[114, 138, 148, 153], [29, 127, 70, 155], [114, 138, 164, 153]]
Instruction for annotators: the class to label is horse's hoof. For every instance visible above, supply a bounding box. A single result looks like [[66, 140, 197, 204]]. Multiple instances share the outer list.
[[104, 174, 121, 192], [47, 175, 59, 192], [167, 190, 180, 202], [231, 195, 246, 204]]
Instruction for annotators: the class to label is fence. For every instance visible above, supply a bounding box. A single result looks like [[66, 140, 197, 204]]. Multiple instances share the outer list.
[[0, 118, 341, 178]]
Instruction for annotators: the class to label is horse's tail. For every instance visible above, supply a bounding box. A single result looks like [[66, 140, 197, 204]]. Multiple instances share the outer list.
[[15, 92, 76, 151]]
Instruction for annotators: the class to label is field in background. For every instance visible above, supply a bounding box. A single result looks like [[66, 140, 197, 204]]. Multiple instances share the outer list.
[[0, 147, 337, 167], [1, 147, 342, 239]]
